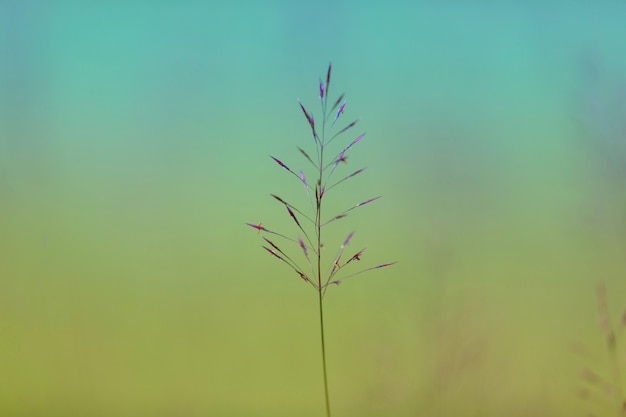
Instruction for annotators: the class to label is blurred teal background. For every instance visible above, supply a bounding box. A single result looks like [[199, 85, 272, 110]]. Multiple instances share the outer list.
[[1, 2, 626, 416]]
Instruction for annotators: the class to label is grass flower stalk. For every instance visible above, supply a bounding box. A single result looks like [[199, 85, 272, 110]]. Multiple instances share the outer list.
[[247, 63, 395, 416], [577, 283, 626, 416], [596, 283, 626, 416]]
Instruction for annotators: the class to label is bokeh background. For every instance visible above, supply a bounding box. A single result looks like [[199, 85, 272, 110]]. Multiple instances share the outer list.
[[1, 2, 626, 416]]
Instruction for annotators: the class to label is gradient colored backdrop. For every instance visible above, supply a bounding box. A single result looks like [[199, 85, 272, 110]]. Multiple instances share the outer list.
[[1, 2, 626, 416]]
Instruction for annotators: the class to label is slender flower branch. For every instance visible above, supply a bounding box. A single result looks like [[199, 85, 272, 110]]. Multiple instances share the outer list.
[[247, 63, 395, 417]]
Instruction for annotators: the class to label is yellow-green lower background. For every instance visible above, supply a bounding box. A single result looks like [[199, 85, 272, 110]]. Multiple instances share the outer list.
[[1, 2, 626, 416]]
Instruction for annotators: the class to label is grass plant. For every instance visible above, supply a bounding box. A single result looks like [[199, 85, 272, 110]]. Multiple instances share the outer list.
[[577, 283, 626, 416], [247, 63, 395, 416]]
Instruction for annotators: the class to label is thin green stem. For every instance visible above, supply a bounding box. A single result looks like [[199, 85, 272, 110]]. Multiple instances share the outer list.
[[316, 180, 330, 415], [318, 290, 331, 417], [317, 185, 331, 417]]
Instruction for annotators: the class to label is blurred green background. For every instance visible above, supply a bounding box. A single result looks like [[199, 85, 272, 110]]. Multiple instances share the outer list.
[[1, 2, 626, 416]]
